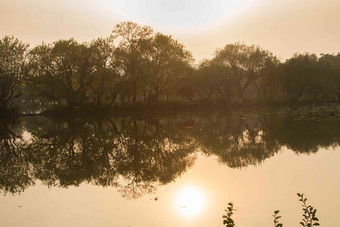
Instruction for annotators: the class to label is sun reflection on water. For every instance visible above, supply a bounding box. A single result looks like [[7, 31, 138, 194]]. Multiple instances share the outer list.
[[175, 186, 206, 218]]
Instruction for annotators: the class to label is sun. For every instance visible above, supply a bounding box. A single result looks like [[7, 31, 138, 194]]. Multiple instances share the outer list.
[[175, 186, 206, 218]]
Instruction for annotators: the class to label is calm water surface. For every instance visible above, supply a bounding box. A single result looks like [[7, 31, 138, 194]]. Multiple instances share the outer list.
[[0, 110, 339, 226]]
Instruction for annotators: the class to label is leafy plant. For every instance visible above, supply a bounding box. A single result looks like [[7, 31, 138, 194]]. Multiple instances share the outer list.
[[273, 210, 283, 227], [223, 193, 320, 226], [223, 202, 235, 227], [297, 193, 320, 226]]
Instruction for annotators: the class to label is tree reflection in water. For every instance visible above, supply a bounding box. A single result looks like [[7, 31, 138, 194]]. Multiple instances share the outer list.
[[1, 110, 340, 198], [0, 118, 33, 194]]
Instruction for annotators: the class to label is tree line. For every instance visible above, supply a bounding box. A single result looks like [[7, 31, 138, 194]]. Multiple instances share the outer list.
[[1, 21, 340, 113]]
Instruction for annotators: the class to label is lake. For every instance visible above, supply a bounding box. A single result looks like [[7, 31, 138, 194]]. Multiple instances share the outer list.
[[0, 108, 339, 226]]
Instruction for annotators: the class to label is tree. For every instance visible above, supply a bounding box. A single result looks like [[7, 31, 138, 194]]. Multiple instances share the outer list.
[[214, 42, 275, 101], [143, 33, 193, 101], [175, 82, 195, 103], [89, 37, 130, 107], [27, 39, 93, 108], [195, 59, 235, 102], [90, 38, 112, 103], [318, 53, 340, 100], [111, 22, 153, 102], [0, 36, 28, 112], [282, 53, 319, 100], [258, 56, 282, 102]]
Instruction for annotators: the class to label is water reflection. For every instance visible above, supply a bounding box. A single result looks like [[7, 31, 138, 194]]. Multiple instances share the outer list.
[[0, 118, 33, 194], [1, 111, 340, 197]]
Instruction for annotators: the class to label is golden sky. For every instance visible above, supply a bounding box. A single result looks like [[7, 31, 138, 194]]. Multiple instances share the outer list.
[[1, 0, 340, 61]]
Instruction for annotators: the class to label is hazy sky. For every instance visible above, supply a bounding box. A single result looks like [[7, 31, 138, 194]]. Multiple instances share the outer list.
[[1, 0, 340, 61]]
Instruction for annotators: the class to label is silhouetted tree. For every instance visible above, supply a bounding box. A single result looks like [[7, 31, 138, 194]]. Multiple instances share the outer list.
[[143, 33, 193, 101], [282, 53, 319, 100], [89, 37, 131, 107], [27, 39, 93, 108], [195, 60, 235, 102], [111, 22, 153, 103], [318, 53, 340, 100], [214, 42, 275, 101], [0, 36, 28, 112]]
